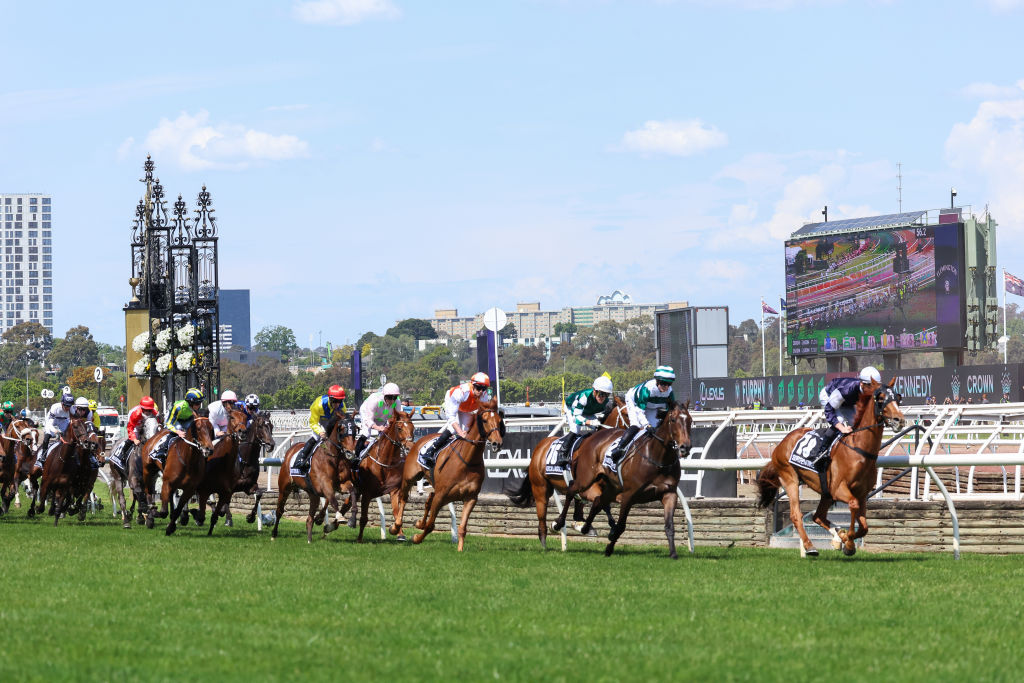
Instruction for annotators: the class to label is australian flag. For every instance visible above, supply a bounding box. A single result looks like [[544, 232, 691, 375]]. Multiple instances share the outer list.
[[1006, 270, 1024, 298], [762, 300, 779, 315]]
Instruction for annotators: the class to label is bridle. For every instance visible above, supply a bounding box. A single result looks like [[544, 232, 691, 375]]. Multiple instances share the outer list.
[[367, 417, 415, 468], [642, 411, 692, 468], [835, 386, 903, 459], [323, 416, 357, 458], [239, 413, 274, 453]]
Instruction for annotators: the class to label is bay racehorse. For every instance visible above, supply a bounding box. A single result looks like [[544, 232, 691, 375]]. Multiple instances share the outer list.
[[390, 400, 505, 550], [143, 417, 215, 535], [105, 415, 162, 528], [1, 418, 37, 515], [507, 397, 627, 548], [218, 409, 275, 527], [271, 412, 358, 543], [31, 418, 102, 526], [553, 403, 693, 558], [189, 404, 250, 535], [351, 410, 416, 541], [755, 378, 904, 557]]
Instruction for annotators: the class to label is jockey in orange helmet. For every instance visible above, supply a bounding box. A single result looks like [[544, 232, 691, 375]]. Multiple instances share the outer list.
[[417, 372, 491, 471], [293, 385, 347, 471]]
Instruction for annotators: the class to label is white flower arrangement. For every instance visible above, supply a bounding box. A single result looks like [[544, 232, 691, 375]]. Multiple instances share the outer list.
[[155, 329, 174, 351], [176, 324, 195, 347], [133, 355, 150, 375], [131, 332, 150, 353], [155, 353, 174, 375], [175, 350, 195, 369]]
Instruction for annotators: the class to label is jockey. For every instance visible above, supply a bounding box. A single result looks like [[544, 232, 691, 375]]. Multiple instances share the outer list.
[[72, 397, 101, 468], [0, 400, 15, 428], [417, 372, 491, 471], [293, 385, 347, 471], [608, 366, 676, 467], [125, 396, 160, 446], [208, 389, 240, 439], [356, 382, 401, 457], [35, 392, 74, 468], [243, 393, 261, 419], [88, 399, 101, 432], [553, 376, 614, 469], [167, 388, 205, 439], [811, 366, 881, 472]]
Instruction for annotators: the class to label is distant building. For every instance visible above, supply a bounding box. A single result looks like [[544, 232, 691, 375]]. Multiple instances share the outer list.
[[218, 289, 251, 351], [429, 292, 688, 343], [0, 194, 53, 334], [221, 349, 280, 365]]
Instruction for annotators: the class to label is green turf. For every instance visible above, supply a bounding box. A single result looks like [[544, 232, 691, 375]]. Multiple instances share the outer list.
[[1, 497, 1023, 682]]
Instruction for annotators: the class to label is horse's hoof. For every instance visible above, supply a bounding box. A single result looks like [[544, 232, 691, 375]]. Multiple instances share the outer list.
[[245, 514, 255, 524], [603, 545, 614, 557], [842, 545, 856, 557], [165, 526, 175, 536], [550, 521, 564, 532], [388, 524, 400, 536], [412, 533, 424, 544], [346, 518, 357, 529], [414, 519, 424, 530], [145, 517, 154, 529], [123, 521, 131, 529], [669, 552, 678, 560], [805, 547, 819, 557], [323, 520, 336, 534], [396, 534, 406, 542]]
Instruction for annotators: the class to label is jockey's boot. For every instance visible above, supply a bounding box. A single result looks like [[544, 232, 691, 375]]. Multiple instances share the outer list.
[[608, 425, 640, 466], [89, 453, 101, 469], [35, 433, 52, 469], [418, 431, 452, 471], [294, 436, 318, 471], [556, 433, 578, 469], [813, 450, 831, 497], [354, 435, 367, 457]]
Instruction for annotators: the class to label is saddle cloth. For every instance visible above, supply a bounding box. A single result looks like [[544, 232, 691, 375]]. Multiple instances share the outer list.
[[108, 440, 130, 470], [415, 435, 441, 469], [150, 434, 172, 463], [601, 431, 645, 471], [789, 430, 840, 472], [288, 450, 307, 478], [544, 435, 585, 476]]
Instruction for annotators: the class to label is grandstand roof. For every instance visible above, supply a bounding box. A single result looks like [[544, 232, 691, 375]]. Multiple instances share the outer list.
[[791, 210, 927, 238]]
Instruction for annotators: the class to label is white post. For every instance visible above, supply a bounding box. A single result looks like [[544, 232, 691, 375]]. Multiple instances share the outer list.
[[760, 299, 766, 377], [494, 332, 502, 405], [778, 297, 783, 377], [1003, 269, 1009, 364]]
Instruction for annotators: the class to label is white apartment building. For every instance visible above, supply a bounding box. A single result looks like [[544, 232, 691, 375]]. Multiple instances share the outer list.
[[0, 194, 53, 334]]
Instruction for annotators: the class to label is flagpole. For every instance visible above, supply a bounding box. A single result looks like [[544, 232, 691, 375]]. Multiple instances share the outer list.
[[761, 299, 766, 377], [1003, 269, 1008, 364], [779, 296, 783, 376]]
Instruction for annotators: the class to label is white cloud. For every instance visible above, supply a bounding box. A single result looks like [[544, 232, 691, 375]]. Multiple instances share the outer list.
[[293, 0, 400, 26], [125, 110, 309, 171], [961, 80, 1024, 99], [696, 259, 750, 286], [984, 0, 1024, 10], [946, 97, 1024, 224], [621, 119, 727, 156]]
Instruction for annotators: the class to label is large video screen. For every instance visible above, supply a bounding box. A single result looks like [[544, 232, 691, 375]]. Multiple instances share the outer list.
[[785, 223, 964, 357]]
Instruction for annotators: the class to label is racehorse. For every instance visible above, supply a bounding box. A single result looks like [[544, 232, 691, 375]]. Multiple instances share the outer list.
[[270, 412, 358, 543], [755, 378, 904, 557], [507, 397, 627, 548], [105, 415, 162, 528], [12, 419, 40, 511], [217, 409, 275, 527], [552, 403, 693, 558], [31, 417, 102, 526], [390, 400, 505, 551], [350, 410, 416, 542], [190, 405, 259, 535], [143, 417, 215, 535], [1, 418, 37, 515]]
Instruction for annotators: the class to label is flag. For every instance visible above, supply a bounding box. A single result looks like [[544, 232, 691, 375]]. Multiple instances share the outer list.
[[762, 300, 779, 315], [780, 298, 787, 313], [1006, 270, 1024, 298]]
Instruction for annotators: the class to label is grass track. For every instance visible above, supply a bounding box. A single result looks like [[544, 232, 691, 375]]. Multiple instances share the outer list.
[[2, 500, 1024, 682]]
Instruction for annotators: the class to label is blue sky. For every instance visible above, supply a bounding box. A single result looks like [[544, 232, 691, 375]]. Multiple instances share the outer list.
[[3, 0, 1024, 348]]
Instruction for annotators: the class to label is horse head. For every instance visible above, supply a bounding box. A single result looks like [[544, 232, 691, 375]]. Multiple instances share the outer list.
[[225, 404, 248, 441], [69, 417, 101, 454], [189, 417, 216, 458], [389, 410, 416, 455], [874, 378, 905, 431], [326, 412, 358, 457], [477, 400, 505, 449], [251, 411, 275, 453], [11, 418, 38, 452], [141, 414, 162, 441], [603, 396, 630, 428], [655, 402, 692, 458]]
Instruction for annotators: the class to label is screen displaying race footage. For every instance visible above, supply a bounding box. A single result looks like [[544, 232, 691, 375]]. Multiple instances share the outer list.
[[785, 223, 964, 356]]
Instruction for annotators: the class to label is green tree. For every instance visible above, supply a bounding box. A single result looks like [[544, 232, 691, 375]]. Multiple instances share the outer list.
[[50, 325, 101, 370], [499, 321, 517, 338], [386, 318, 438, 340], [553, 322, 578, 335], [253, 325, 298, 358]]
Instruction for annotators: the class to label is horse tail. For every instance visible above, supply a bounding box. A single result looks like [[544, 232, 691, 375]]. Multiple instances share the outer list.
[[754, 461, 781, 509], [507, 474, 534, 507]]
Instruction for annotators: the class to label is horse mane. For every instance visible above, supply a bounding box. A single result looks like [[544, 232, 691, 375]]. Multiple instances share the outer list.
[[851, 382, 877, 427]]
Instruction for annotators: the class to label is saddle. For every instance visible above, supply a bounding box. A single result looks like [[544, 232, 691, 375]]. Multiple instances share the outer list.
[[149, 434, 173, 464], [788, 429, 840, 472], [601, 430, 647, 473], [544, 434, 586, 476], [108, 440, 132, 472]]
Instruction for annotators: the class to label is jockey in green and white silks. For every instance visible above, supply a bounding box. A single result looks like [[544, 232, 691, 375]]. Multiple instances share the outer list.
[[552, 376, 614, 467], [608, 366, 676, 467], [355, 382, 401, 458]]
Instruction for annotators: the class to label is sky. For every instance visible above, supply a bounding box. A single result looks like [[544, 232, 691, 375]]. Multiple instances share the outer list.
[[3, 0, 1024, 349]]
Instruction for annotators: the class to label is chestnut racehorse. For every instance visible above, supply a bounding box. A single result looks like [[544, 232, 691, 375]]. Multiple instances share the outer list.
[[143, 417, 215, 535], [390, 400, 505, 551], [351, 410, 416, 542], [11, 419, 40, 512], [1, 418, 37, 515], [507, 397, 627, 548], [755, 378, 904, 557], [271, 412, 358, 543], [189, 405, 250, 535], [31, 418, 102, 526], [553, 403, 693, 558]]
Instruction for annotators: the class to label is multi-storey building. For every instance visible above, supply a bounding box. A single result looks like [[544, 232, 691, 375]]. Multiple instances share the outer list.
[[428, 292, 688, 343], [0, 194, 53, 334], [218, 288, 251, 351]]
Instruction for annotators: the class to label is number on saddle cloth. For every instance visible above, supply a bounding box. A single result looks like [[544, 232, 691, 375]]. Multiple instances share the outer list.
[[789, 430, 827, 472], [543, 434, 574, 476]]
